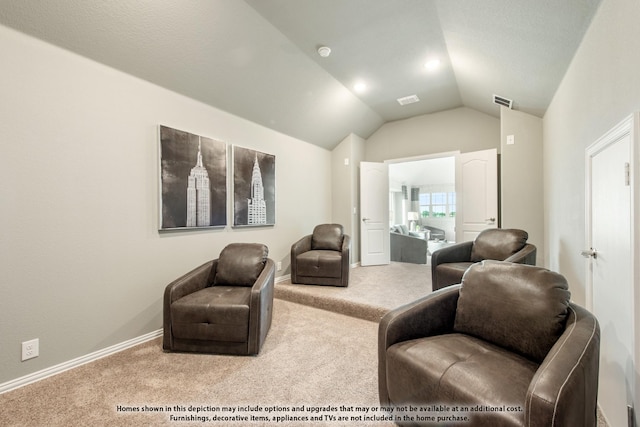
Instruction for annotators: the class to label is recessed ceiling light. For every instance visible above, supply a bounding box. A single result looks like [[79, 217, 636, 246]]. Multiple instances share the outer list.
[[354, 82, 367, 93], [424, 59, 441, 71]]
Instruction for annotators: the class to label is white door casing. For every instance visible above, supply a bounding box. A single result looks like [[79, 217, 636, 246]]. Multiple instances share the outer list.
[[360, 162, 390, 266], [585, 114, 638, 427], [455, 149, 498, 243]]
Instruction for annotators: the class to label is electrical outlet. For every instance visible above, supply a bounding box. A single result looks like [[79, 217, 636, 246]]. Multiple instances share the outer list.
[[22, 338, 39, 361], [276, 261, 282, 271]]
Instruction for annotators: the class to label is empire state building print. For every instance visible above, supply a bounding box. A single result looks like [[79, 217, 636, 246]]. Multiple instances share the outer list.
[[186, 139, 211, 227], [233, 146, 275, 227], [159, 125, 227, 230]]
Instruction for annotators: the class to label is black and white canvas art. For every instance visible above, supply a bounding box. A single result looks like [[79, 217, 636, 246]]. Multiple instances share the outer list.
[[159, 125, 227, 230], [233, 145, 275, 227]]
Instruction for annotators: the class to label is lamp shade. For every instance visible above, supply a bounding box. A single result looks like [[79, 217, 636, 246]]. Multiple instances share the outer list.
[[407, 212, 420, 221]]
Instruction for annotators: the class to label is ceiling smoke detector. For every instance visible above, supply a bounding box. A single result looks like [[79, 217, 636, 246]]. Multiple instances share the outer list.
[[493, 94, 513, 109], [317, 46, 331, 57], [397, 94, 420, 106]]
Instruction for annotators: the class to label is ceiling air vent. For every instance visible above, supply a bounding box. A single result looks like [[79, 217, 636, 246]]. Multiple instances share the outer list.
[[397, 94, 420, 106], [493, 94, 513, 109]]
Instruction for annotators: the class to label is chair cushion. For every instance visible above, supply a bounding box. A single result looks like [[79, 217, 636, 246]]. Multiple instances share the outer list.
[[386, 333, 537, 426], [214, 243, 268, 286], [454, 261, 571, 363], [434, 262, 474, 287], [295, 250, 342, 278], [470, 229, 528, 262], [171, 286, 251, 342], [311, 224, 344, 251]]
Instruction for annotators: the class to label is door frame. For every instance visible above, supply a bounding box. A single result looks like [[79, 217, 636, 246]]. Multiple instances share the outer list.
[[585, 112, 640, 423], [386, 151, 460, 166]]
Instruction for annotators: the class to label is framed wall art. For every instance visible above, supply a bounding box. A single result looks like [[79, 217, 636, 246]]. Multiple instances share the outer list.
[[232, 145, 275, 227], [159, 125, 227, 230]]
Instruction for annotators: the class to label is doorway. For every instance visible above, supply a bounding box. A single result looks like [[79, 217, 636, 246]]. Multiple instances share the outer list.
[[389, 155, 456, 242], [360, 149, 498, 266], [585, 113, 638, 427]]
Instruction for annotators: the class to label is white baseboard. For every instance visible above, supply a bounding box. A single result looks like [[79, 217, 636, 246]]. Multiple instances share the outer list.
[[275, 274, 291, 283], [0, 329, 162, 395]]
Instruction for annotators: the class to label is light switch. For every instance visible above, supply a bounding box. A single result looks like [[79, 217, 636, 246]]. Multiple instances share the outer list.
[[507, 135, 515, 145]]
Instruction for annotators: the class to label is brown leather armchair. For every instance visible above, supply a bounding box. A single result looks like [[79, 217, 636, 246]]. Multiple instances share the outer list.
[[431, 228, 536, 291], [291, 224, 351, 287], [163, 243, 275, 355], [379, 261, 600, 426]]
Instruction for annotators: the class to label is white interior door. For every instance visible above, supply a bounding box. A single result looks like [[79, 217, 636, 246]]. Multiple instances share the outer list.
[[360, 162, 390, 266], [455, 149, 498, 243], [586, 115, 636, 427]]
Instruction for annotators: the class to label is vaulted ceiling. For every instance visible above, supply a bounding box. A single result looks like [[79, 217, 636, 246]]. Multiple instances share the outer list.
[[0, 0, 601, 149]]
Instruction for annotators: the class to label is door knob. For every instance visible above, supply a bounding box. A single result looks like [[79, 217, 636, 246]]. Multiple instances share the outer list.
[[581, 248, 598, 259], [362, 217, 370, 223], [485, 217, 496, 223]]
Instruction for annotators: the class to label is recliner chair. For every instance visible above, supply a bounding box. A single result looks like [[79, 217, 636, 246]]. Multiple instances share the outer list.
[[163, 243, 275, 355], [291, 223, 351, 287], [431, 228, 536, 291], [379, 261, 600, 426]]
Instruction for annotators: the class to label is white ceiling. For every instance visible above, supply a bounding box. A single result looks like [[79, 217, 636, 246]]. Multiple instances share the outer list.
[[0, 0, 601, 149]]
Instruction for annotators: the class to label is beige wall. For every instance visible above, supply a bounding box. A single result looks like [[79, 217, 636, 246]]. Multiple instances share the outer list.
[[0, 25, 332, 385], [331, 133, 365, 262], [500, 108, 544, 264], [543, 0, 640, 306], [544, 1, 640, 422], [365, 107, 500, 162], [331, 134, 364, 263]]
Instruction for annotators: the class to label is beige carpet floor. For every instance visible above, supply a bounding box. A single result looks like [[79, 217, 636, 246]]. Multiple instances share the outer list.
[[0, 299, 394, 427], [275, 262, 432, 322]]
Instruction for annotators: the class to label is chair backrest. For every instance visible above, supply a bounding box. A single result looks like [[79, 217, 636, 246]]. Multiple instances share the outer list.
[[213, 243, 268, 286], [470, 228, 528, 262], [311, 224, 344, 251], [453, 261, 571, 363]]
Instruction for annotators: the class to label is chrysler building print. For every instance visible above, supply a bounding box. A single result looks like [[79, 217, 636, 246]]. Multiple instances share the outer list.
[[247, 154, 267, 224], [186, 139, 211, 227]]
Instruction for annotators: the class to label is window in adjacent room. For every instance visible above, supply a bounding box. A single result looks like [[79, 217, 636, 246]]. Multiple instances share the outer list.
[[420, 190, 455, 217]]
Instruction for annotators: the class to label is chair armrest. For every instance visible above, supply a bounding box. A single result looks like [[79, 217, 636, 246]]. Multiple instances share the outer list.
[[430, 241, 473, 287], [378, 285, 460, 406], [291, 235, 312, 282], [291, 234, 312, 256], [164, 260, 214, 305], [341, 235, 351, 286], [525, 304, 600, 427], [248, 259, 276, 354], [505, 243, 537, 265], [250, 258, 276, 300], [341, 234, 351, 257], [163, 260, 215, 350]]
